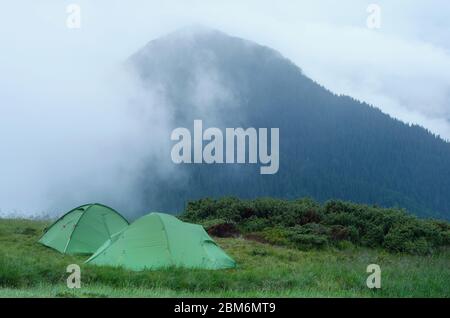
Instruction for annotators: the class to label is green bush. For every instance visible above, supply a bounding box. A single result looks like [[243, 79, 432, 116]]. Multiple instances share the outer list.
[[361, 225, 384, 247], [182, 197, 450, 255], [257, 227, 291, 246], [241, 216, 271, 232], [383, 220, 445, 254]]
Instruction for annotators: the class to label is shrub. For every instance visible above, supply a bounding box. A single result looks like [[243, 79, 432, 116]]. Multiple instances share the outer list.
[[241, 216, 271, 232], [361, 225, 384, 247], [207, 223, 240, 238], [383, 221, 443, 254], [284, 225, 329, 249], [330, 225, 351, 241], [257, 227, 291, 246], [182, 197, 450, 254]]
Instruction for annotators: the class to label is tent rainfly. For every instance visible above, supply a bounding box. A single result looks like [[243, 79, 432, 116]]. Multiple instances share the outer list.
[[38, 203, 129, 254], [86, 212, 236, 270]]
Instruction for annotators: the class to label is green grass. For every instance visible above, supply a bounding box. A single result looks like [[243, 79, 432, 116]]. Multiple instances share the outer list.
[[0, 218, 449, 298]]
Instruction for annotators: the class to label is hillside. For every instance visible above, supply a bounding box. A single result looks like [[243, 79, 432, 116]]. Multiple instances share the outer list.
[[126, 27, 450, 220], [0, 217, 449, 297]]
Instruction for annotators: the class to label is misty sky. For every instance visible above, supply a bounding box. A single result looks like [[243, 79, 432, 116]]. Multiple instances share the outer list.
[[1, 1, 449, 216]]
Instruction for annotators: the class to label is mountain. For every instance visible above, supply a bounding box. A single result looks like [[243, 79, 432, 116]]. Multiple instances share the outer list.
[[126, 27, 450, 220]]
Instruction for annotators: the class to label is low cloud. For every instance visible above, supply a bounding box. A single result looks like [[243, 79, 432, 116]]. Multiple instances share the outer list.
[[0, 60, 174, 218], [0, 0, 449, 217]]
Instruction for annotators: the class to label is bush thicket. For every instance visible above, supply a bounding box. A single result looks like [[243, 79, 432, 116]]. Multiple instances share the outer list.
[[182, 197, 450, 254]]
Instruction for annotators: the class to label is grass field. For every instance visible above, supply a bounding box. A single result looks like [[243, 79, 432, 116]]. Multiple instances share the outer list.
[[0, 218, 449, 298]]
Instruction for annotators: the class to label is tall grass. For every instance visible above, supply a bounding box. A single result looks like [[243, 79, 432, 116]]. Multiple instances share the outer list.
[[0, 218, 449, 297]]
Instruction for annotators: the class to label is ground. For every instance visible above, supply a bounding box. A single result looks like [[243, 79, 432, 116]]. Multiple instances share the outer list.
[[0, 218, 449, 297]]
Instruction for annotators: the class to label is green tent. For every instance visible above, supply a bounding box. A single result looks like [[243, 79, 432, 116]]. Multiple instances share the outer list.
[[38, 203, 129, 255], [86, 212, 236, 270]]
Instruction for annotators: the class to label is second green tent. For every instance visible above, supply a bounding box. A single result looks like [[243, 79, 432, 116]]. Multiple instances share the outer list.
[[86, 212, 236, 270]]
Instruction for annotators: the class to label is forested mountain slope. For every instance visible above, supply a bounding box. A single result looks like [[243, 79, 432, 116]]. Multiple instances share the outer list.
[[128, 27, 450, 219]]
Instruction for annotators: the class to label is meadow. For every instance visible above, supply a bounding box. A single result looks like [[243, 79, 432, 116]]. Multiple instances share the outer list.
[[0, 218, 449, 298]]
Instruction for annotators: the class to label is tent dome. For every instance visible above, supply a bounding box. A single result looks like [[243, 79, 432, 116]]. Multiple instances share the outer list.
[[86, 212, 236, 270], [38, 203, 129, 254]]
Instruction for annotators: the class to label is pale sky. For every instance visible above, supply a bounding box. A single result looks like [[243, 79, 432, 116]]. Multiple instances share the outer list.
[[0, 1, 449, 216], [1, 1, 449, 138]]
